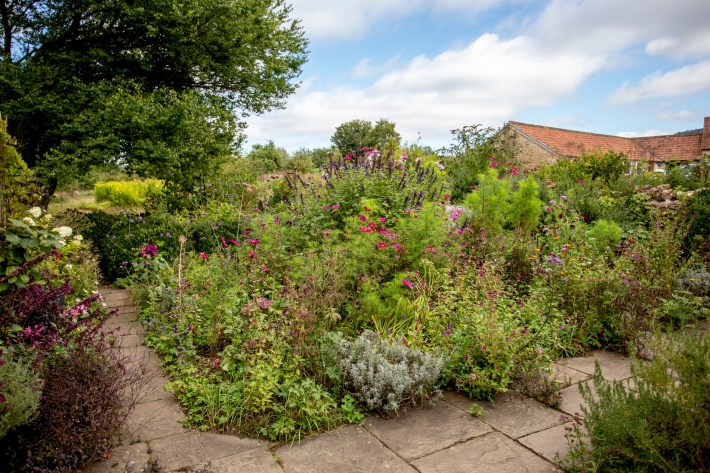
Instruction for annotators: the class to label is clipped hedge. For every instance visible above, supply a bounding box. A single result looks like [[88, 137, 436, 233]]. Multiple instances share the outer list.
[[94, 179, 164, 206]]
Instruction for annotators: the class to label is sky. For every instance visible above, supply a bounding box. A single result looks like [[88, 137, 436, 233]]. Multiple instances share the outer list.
[[244, 0, 710, 153]]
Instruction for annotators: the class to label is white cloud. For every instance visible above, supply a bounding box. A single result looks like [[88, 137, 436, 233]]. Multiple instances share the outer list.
[[608, 60, 710, 105], [352, 56, 401, 79], [617, 129, 671, 138], [656, 109, 696, 122], [246, 34, 603, 151], [532, 0, 710, 59], [289, 0, 503, 41]]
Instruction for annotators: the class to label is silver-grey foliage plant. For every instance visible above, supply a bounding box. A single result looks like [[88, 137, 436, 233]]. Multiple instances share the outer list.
[[332, 330, 446, 417]]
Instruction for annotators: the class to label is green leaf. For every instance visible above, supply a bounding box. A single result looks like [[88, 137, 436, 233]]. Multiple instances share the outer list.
[[5, 232, 21, 245]]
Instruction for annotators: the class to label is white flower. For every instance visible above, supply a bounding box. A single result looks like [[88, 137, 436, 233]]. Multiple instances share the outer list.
[[29, 207, 42, 218], [73, 234, 84, 242], [54, 226, 73, 238], [65, 264, 73, 271], [23, 217, 36, 226]]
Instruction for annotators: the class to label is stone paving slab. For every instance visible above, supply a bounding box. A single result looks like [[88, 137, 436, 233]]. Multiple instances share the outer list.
[[558, 381, 597, 417], [445, 391, 563, 439], [519, 423, 574, 464], [412, 432, 560, 473], [363, 400, 492, 461], [124, 399, 186, 443], [81, 442, 151, 473], [277, 424, 416, 473], [557, 351, 632, 381], [195, 432, 266, 461], [205, 448, 283, 473], [150, 432, 205, 471], [551, 363, 591, 388]]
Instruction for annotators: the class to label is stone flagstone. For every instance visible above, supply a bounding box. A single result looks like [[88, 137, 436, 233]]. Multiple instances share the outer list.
[[412, 432, 560, 473], [363, 400, 491, 461], [445, 391, 563, 439], [277, 424, 415, 473]]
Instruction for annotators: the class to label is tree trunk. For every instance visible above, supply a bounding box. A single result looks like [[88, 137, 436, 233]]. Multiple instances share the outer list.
[[39, 177, 58, 210]]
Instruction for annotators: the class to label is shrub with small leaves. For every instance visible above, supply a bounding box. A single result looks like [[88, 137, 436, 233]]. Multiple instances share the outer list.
[[332, 330, 445, 417], [0, 351, 41, 439]]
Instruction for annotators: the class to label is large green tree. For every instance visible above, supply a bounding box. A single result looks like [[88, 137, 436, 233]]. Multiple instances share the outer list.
[[330, 118, 400, 156], [0, 0, 308, 203]]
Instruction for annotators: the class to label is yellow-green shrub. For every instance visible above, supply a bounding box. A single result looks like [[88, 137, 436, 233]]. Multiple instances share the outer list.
[[94, 179, 163, 206]]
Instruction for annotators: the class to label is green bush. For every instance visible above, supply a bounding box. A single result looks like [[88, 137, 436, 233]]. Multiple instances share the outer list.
[[566, 331, 710, 472], [0, 352, 41, 439], [94, 179, 164, 206], [332, 330, 445, 417]]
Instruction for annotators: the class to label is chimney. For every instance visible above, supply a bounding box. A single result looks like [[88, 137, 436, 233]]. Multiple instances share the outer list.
[[702, 117, 710, 151]]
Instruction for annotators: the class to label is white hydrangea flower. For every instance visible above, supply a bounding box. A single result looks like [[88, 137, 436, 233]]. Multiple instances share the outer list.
[[54, 226, 73, 238], [29, 207, 42, 218], [23, 217, 36, 226], [73, 234, 84, 242]]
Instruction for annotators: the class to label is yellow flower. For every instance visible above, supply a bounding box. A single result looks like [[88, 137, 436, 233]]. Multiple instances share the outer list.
[[535, 248, 541, 252]]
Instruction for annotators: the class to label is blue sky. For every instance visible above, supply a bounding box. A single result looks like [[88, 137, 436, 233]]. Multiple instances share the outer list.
[[245, 0, 710, 152]]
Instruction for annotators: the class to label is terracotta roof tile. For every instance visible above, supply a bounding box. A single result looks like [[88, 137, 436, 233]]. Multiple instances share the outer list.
[[632, 133, 703, 161], [509, 121, 705, 162]]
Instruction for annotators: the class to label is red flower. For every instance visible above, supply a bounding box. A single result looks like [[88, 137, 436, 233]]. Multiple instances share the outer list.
[[377, 241, 389, 248], [199, 252, 208, 260]]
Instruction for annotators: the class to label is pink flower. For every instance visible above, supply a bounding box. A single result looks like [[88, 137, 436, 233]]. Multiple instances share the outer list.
[[248, 250, 256, 259], [221, 236, 228, 248], [229, 239, 240, 245], [359, 214, 367, 222], [212, 359, 220, 368], [378, 217, 387, 223], [402, 279, 413, 289], [444, 195, 451, 200], [359, 227, 371, 233], [331, 204, 340, 210], [392, 243, 403, 251], [377, 242, 389, 248], [345, 154, 352, 161], [249, 239, 260, 245], [199, 252, 208, 260]]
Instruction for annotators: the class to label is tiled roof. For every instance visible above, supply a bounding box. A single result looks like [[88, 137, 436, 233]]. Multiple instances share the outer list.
[[632, 133, 703, 161], [509, 121, 704, 162]]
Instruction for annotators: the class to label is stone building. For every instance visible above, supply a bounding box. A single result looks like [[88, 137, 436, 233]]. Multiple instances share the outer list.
[[505, 117, 710, 172]]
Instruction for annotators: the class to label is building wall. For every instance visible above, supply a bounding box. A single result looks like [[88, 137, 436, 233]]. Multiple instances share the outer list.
[[512, 133, 560, 171]]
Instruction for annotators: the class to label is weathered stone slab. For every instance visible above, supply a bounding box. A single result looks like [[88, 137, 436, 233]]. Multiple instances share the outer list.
[[364, 400, 491, 461], [551, 363, 591, 387], [412, 432, 559, 473], [277, 424, 415, 473], [557, 351, 631, 381], [150, 432, 205, 471], [445, 391, 562, 439], [195, 432, 266, 461], [519, 423, 573, 464], [124, 399, 186, 442], [80, 442, 150, 473], [558, 381, 598, 417], [205, 448, 283, 473]]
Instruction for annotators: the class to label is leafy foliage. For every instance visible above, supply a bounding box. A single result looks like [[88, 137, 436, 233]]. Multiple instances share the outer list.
[[331, 119, 401, 156], [566, 331, 710, 472], [0, 0, 308, 199]]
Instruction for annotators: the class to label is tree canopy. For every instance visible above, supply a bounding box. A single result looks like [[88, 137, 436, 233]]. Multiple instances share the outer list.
[[331, 118, 401, 156], [0, 0, 308, 201]]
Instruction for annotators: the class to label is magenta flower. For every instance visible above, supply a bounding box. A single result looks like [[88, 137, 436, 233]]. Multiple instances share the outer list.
[[331, 204, 340, 210], [229, 239, 240, 245], [249, 239, 260, 245], [378, 217, 387, 223], [199, 252, 208, 260], [359, 227, 371, 233], [140, 244, 159, 259], [402, 279, 413, 289], [392, 243, 403, 251], [377, 241, 389, 248]]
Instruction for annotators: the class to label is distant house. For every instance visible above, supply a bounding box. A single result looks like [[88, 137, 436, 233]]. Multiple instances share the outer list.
[[505, 117, 710, 172]]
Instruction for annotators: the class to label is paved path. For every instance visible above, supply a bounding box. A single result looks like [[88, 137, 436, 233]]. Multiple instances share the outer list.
[[83, 288, 664, 473]]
